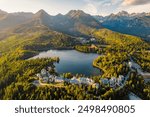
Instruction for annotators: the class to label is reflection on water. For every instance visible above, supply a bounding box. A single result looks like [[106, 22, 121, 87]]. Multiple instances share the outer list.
[[32, 50, 100, 76]]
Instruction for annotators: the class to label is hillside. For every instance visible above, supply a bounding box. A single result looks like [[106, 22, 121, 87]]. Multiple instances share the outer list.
[[0, 29, 79, 55], [0, 12, 33, 30], [0, 9, 7, 19], [30, 10, 101, 36], [0, 9, 101, 38], [0, 9, 150, 41], [0, 9, 150, 100]]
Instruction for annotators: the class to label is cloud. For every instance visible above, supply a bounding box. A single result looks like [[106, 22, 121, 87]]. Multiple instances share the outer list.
[[123, 3, 150, 13], [122, 0, 150, 6], [82, 3, 98, 15]]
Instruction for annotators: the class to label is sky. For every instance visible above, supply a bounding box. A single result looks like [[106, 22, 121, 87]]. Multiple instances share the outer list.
[[0, 0, 150, 16]]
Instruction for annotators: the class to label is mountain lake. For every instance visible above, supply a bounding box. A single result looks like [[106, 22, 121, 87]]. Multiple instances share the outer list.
[[31, 50, 101, 76]]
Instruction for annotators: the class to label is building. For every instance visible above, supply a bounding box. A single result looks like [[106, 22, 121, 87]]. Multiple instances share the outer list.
[[55, 77, 64, 83], [128, 62, 132, 68], [79, 77, 94, 85], [128, 62, 142, 70], [70, 77, 80, 85], [64, 78, 70, 82], [89, 44, 98, 50], [90, 38, 96, 42], [79, 37, 85, 40], [32, 80, 40, 86], [41, 69, 47, 76], [79, 78, 88, 84], [36, 73, 42, 78], [117, 75, 125, 86], [101, 78, 109, 85], [92, 83, 100, 89], [79, 37, 90, 44], [48, 67, 52, 71], [48, 75, 55, 83], [87, 78, 94, 84], [42, 77, 49, 83], [82, 40, 89, 44], [119, 75, 125, 81], [109, 77, 117, 87], [36, 68, 56, 83]]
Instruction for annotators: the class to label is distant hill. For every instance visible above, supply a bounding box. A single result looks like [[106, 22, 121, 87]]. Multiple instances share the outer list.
[[0, 12, 33, 30], [0, 9, 88, 52], [1, 9, 150, 41], [0, 9, 149, 43], [0, 9, 101, 37], [66, 10, 101, 29], [95, 11, 150, 41], [0, 9, 7, 19], [32, 9, 101, 36]]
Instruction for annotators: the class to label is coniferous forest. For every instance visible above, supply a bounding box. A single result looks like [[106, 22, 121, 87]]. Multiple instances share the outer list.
[[0, 9, 150, 100]]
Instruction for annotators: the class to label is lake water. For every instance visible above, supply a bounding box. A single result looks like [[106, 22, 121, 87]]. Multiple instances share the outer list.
[[32, 50, 100, 76]]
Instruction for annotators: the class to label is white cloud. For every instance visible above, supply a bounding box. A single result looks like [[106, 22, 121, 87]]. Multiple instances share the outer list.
[[125, 3, 150, 13], [122, 0, 150, 6], [82, 3, 98, 15]]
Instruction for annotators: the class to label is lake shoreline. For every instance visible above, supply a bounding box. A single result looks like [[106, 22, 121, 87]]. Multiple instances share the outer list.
[[30, 49, 101, 76]]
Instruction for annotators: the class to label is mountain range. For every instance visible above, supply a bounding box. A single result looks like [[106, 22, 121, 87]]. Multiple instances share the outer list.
[[0, 9, 150, 41], [0, 9, 101, 38], [95, 11, 150, 41]]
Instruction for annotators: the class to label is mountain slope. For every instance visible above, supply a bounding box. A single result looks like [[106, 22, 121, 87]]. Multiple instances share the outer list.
[[0, 10, 81, 53], [12, 10, 52, 33], [0, 27, 79, 55], [0, 12, 33, 30], [0, 9, 7, 19], [66, 10, 101, 29], [95, 11, 150, 41], [11, 10, 101, 36]]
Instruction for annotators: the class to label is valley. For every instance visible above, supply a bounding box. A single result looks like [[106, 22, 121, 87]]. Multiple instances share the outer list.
[[0, 9, 150, 100]]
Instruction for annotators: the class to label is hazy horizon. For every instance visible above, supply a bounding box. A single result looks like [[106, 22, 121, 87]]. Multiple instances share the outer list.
[[0, 8, 150, 17], [0, 0, 150, 16]]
